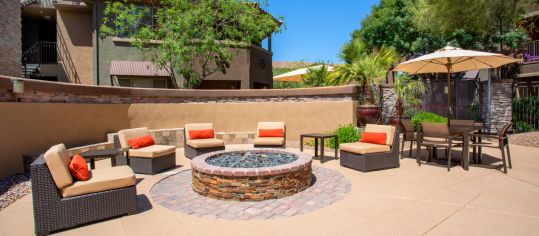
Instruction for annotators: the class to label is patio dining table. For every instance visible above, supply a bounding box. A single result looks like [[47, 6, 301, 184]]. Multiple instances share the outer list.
[[449, 122, 484, 171]]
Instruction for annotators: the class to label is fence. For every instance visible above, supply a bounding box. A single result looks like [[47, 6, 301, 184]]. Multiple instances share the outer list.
[[523, 40, 539, 62], [513, 81, 539, 132]]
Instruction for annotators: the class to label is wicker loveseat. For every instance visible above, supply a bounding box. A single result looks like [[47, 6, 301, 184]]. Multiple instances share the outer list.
[[339, 124, 400, 172], [253, 122, 286, 148], [31, 144, 137, 235], [117, 127, 176, 174], [184, 123, 225, 159]]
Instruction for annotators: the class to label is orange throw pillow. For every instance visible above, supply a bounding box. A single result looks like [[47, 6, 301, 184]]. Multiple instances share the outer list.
[[69, 154, 90, 181], [189, 129, 214, 139], [259, 129, 284, 137], [360, 132, 387, 145], [128, 134, 155, 149]]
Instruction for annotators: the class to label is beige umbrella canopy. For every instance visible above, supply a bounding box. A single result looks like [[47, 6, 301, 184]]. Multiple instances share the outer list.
[[393, 45, 519, 116], [273, 65, 335, 82]]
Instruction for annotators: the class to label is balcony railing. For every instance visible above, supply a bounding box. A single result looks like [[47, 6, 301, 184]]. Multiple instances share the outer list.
[[523, 40, 539, 62], [21, 41, 57, 77]]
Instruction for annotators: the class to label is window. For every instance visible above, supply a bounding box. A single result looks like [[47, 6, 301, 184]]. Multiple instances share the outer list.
[[117, 77, 168, 88]]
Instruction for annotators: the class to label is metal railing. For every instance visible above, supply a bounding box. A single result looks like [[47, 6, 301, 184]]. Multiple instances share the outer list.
[[21, 41, 57, 77], [523, 40, 539, 62], [513, 82, 539, 132]]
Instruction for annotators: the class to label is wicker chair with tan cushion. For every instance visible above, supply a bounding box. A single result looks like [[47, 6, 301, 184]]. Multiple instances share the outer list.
[[184, 123, 225, 159], [339, 124, 400, 172], [253, 122, 286, 148], [31, 144, 137, 235], [117, 127, 176, 174]]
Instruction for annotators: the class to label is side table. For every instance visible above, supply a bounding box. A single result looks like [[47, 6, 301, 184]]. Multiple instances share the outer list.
[[80, 147, 129, 169], [300, 133, 338, 163]]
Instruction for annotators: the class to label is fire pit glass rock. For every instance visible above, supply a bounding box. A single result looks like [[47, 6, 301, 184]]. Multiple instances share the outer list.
[[205, 151, 298, 168], [191, 149, 312, 201]]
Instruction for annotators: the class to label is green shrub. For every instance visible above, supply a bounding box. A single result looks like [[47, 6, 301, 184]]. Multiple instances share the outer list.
[[411, 112, 448, 128], [327, 124, 361, 149], [514, 121, 533, 133]]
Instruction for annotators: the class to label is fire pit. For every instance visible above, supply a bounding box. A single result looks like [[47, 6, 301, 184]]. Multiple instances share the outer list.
[[191, 149, 312, 201]]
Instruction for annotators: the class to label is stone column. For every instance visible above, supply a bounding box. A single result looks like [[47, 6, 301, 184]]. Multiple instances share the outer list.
[[482, 80, 513, 133], [380, 85, 397, 124]]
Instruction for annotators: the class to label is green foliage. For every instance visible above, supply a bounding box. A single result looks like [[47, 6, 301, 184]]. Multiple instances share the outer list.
[[273, 81, 305, 89], [100, 0, 282, 88], [393, 74, 426, 115], [327, 124, 362, 149], [411, 112, 448, 128], [512, 97, 539, 132], [331, 42, 399, 105], [302, 65, 333, 87]]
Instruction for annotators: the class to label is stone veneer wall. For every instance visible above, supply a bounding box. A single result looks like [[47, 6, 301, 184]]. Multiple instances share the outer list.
[[0, 0, 22, 77], [380, 85, 397, 123], [481, 80, 513, 133]]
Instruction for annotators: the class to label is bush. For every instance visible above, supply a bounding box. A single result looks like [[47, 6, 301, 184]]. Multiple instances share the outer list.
[[514, 121, 533, 133], [327, 124, 361, 149], [411, 112, 448, 128]]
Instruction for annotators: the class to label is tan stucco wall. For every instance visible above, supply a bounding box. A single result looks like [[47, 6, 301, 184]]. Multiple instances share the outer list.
[[127, 101, 357, 140], [57, 9, 94, 84], [0, 103, 130, 178], [0, 101, 356, 178]]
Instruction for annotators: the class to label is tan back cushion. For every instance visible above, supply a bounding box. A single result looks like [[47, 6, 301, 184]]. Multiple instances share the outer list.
[[365, 124, 396, 146], [44, 144, 73, 189], [257, 122, 285, 137], [184, 123, 214, 140], [118, 127, 149, 148]]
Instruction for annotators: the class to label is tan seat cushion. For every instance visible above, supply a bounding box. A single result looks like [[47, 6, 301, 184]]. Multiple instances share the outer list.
[[365, 124, 396, 146], [61, 166, 136, 198], [257, 122, 285, 137], [129, 145, 176, 158], [253, 137, 285, 146], [340, 142, 391, 154], [44, 144, 73, 189], [186, 138, 224, 148], [184, 123, 214, 140], [118, 127, 150, 148]]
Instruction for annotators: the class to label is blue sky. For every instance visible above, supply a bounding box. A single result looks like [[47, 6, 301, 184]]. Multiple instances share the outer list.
[[262, 0, 380, 64]]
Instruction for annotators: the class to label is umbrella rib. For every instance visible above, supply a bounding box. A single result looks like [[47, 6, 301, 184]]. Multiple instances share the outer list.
[[413, 61, 434, 74], [469, 57, 496, 68]]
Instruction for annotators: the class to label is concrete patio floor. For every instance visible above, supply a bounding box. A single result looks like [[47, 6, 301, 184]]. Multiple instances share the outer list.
[[1, 143, 539, 236]]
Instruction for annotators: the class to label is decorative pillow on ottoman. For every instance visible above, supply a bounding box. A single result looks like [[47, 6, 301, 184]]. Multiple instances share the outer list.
[[69, 154, 90, 181]]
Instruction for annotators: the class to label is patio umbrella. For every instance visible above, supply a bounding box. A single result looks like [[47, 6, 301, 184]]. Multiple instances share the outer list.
[[393, 45, 519, 116], [273, 65, 334, 82]]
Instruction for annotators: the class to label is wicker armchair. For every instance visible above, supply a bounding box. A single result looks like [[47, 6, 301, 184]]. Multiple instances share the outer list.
[[253, 122, 286, 148], [31, 144, 137, 235], [184, 123, 225, 159], [339, 124, 400, 172]]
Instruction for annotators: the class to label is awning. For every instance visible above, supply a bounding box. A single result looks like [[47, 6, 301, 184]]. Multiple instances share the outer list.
[[109, 60, 170, 77]]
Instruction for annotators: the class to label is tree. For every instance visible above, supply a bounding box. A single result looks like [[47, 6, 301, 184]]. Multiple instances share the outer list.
[[100, 0, 281, 88], [302, 65, 332, 87], [331, 43, 399, 105], [393, 73, 426, 116]]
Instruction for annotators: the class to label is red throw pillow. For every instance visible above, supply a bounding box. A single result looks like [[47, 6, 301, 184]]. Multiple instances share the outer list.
[[259, 129, 284, 137], [69, 154, 90, 181], [360, 132, 387, 145], [189, 129, 214, 139], [127, 134, 155, 149]]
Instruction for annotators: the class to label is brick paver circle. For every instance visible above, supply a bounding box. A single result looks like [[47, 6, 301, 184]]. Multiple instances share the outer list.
[[150, 165, 351, 220]]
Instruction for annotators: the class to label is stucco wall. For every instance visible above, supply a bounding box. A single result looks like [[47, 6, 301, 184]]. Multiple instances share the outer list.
[[57, 8, 94, 84], [0, 0, 22, 77], [0, 76, 358, 178]]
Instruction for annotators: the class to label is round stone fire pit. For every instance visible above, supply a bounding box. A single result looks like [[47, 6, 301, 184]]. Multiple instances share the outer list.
[[191, 149, 312, 201]]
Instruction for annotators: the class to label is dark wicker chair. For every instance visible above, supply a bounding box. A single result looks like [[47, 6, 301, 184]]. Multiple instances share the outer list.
[[470, 122, 513, 173], [400, 119, 417, 158], [31, 152, 137, 235], [340, 124, 400, 172], [184, 123, 225, 159], [417, 122, 462, 171], [117, 127, 176, 174], [253, 122, 286, 148]]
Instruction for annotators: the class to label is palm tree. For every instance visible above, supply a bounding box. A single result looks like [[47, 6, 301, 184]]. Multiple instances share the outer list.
[[393, 73, 427, 116], [331, 44, 399, 105], [302, 65, 332, 87]]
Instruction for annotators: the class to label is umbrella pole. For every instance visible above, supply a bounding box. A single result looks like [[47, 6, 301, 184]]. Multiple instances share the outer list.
[[447, 62, 452, 118]]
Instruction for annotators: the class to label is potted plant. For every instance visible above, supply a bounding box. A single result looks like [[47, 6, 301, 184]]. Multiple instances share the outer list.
[[332, 39, 399, 126], [387, 74, 427, 131]]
